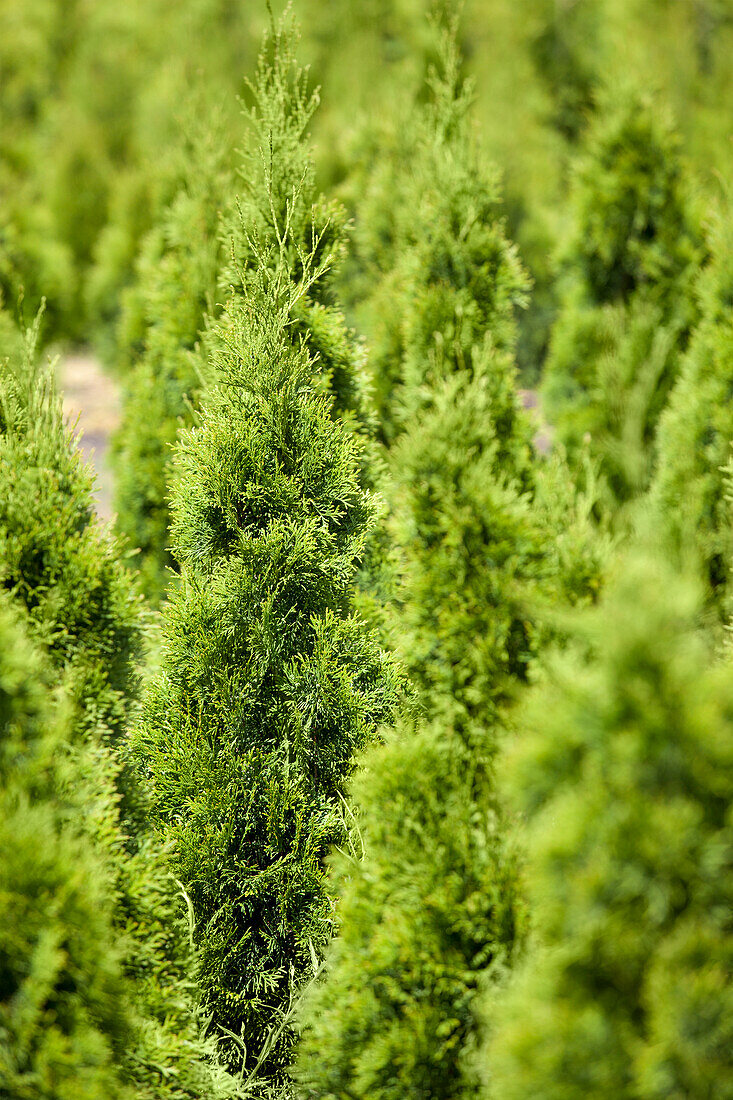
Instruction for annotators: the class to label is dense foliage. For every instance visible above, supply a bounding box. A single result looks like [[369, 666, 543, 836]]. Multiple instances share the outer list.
[[296, 42, 604, 1100], [652, 202, 733, 621], [0, 309, 235, 1098], [3, 4, 733, 1099], [0, 593, 135, 1099], [483, 555, 733, 1097], [541, 88, 703, 510], [296, 718, 525, 1100], [134, 19, 402, 1093]]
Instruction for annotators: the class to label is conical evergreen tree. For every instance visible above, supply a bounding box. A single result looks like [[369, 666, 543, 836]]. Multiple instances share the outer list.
[[111, 106, 236, 604], [212, 14, 376, 456], [134, 16, 403, 1093], [0, 308, 235, 1098], [0, 592, 135, 1099], [541, 87, 703, 510], [483, 553, 733, 1097], [346, 29, 529, 445], [295, 37, 605, 1100], [114, 16, 377, 606], [296, 354, 603, 1100], [651, 201, 733, 623]]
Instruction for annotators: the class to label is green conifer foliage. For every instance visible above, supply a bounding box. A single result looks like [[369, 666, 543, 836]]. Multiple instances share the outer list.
[[111, 111, 236, 604], [134, 19, 403, 1090], [296, 352, 603, 1100], [528, 0, 603, 143], [113, 17, 377, 606], [0, 593, 135, 1099], [390, 348, 602, 746], [651, 203, 733, 620], [0, 311, 236, 1098], [296, 719, 525, 1100], [483, 555, 733, 1098], [295, 36, 605, 1100], [214, 17, 376, 451], [541, 88, 703, 508], [347, 30, 529, 445], [0, 313, 142, 774]]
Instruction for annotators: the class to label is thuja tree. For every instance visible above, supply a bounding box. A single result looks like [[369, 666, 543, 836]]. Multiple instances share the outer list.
[[527, 0, 603, 143], [111, 107, 236, 604], [296, 343, 605, 1100], [0, 592, 136, 1099], [346, 27, 529, 445], [483, 553, 733, 1097], [541, 87, 703, 510], [0, 0, 78, 341], [133, 25, 402, 1088], [0, 311, 235, 1099], [136, 282, 401, 1091], [296, 38, 605, 1098], [0, 311, 142, 793], [113, 15, 377, 606], [296, 714, 525, 1100], [214, 14, 376, 454], [651, 203, 733, 623]]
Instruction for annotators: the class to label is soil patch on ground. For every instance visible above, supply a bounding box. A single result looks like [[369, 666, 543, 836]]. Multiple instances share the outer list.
[[58, 353, 120, 520]]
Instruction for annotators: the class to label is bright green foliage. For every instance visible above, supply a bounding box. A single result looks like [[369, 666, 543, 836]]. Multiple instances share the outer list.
[[0, 314, 142, 783], [296, 354, 603, 1100], [541, 88, 703, 508], [0, 0, 78, 337], [0, 593, 135, 1099], [390, 352, 535, 722], [390, 348, 602, 748], [652, 202, 733, 621], [214, 18, 376, 454], [0, 311, 236, 1098], [134, 19, 403, 1091], [296, 33, 605, 1100], [528, 0, 603, 142], [347, 30, 530, 444], [483, 555, 733, 1098], [296, 721, 525, 1100], [112, 111, 236, 604]]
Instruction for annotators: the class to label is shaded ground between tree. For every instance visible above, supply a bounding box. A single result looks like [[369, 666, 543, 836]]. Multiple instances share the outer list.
[[58, 352, 119, 520]]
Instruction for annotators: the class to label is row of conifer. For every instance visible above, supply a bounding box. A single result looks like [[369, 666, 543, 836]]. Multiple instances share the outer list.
[[1, 9, 731, 1099]]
